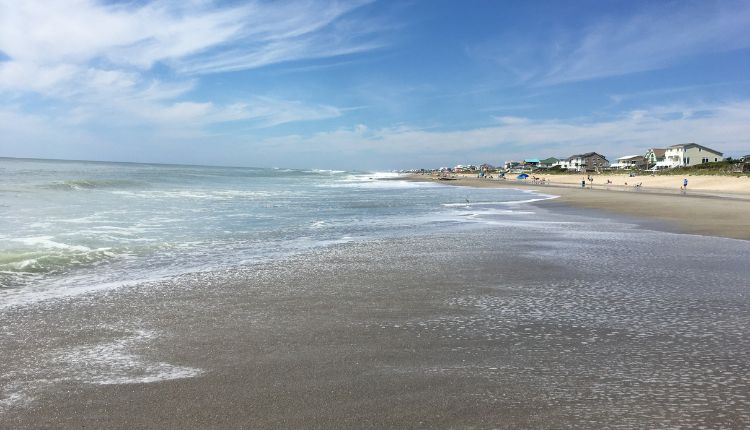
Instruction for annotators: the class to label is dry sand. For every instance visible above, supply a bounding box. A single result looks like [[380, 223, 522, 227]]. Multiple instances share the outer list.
[[534, 172, 750, 195], [407, 174, 750, 241]]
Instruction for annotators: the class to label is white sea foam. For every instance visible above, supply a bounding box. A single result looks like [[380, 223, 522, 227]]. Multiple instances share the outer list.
[[11, 236, 90, 251], [52, 330, 203, 385], [330, 181, 433, 189], [1, 328, 203, 411], [111, 189, 279, 200], [58, 214, 108, 224], [310, 169, 347, 174], [0, 275, 167, 310], [0, 387, 33, 412], [325, 173, 437, 189]]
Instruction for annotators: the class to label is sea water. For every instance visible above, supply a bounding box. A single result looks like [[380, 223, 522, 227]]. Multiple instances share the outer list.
[[0, 158, 551, 306]]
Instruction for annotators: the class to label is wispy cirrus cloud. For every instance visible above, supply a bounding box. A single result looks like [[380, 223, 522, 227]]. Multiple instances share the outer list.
[[543, 1, 750, 84], [118, 97, 341, 128], [0, 0, 380, 131], [174, 0, 385, 74], [0, 1, 243, 68], [0, 0, 380, 72], [483, 0, 750, 86]]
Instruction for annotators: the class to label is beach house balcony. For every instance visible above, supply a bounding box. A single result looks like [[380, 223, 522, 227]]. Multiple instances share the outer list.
[[612, 155, 646, 169]]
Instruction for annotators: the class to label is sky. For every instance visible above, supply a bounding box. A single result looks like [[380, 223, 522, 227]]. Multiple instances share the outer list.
[[1, 0, 749, 170]]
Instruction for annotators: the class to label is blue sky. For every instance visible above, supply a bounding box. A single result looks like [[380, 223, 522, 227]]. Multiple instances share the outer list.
[[1, 0, 749, 169]]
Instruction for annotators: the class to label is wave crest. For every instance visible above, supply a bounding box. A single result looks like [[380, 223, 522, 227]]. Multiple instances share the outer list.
[[43, 179, 146, 191]]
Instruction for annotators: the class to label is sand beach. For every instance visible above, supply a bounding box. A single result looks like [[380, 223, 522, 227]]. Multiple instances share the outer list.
[[407, 173, 750, 240]]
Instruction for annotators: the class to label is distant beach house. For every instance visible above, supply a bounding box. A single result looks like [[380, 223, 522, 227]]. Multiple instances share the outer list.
[[658, 143, 723, 168], [504, 161, 521, 170], [538, 157, 560, 168], [559, 152, 609, 172], [523, 158, 540, 167], [644, 148, 666, 168], [453, 164, 477, 172], [612, 154, 646, 170]]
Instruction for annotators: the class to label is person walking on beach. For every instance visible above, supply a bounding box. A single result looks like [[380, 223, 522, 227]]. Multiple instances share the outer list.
[[681, 178, 688, 193]]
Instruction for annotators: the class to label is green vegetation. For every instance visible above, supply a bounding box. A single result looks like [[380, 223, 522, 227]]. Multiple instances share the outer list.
[[542, 166, 566, 174], [657, 160, 750, 177]]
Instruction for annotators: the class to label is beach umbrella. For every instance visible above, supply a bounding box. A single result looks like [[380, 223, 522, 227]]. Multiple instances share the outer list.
[[516, 173, 529, 179]]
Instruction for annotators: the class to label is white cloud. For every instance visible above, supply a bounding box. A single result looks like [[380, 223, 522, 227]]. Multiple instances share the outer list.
[[543, 1, 750, 84], [494, 116, 530, 125], [0, 0, 380, 72], [0, 0, 377, 132], [125, 97, 341, 127], [0, 1, 240, 69], [258, 100, 750, 164], [0, 62, 79, 95], [482, 1, 750, 86], [5, 98, 749, 168]]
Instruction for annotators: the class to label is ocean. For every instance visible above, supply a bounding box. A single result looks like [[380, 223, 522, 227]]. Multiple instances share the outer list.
[[0, 157, 551, 307]]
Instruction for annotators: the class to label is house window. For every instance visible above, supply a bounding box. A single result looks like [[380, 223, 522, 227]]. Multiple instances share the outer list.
[[702, 158, 709, 163], [715, 158, 718, 162]]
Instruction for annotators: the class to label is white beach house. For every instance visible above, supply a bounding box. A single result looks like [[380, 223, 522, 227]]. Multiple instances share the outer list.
[[657, 143, 723, 168], [612, 155, 647, 169]]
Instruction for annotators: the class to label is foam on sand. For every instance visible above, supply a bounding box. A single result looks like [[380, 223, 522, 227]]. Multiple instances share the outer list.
[[0, 327, 202, 412]]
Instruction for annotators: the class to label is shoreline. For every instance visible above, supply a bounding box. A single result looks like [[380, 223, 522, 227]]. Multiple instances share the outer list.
[[405, 174, 750, 241]]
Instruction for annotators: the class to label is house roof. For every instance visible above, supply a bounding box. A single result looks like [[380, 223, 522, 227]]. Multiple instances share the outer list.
[[616, 154, 645, 161], [567, 152, 608, 161], [524, 158, 540, 163], [539, 157, 559, 164], [646, 148, 666, 157], [667, 143, 723, 155]]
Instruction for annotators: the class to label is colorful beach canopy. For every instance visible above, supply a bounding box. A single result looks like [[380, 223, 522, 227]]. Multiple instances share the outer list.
[[517, 173, 529, 179]]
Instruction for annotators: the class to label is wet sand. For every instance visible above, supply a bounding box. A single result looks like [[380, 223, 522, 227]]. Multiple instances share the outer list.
[[3, 212, 750, 428], [406, 174, 750, 240]]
